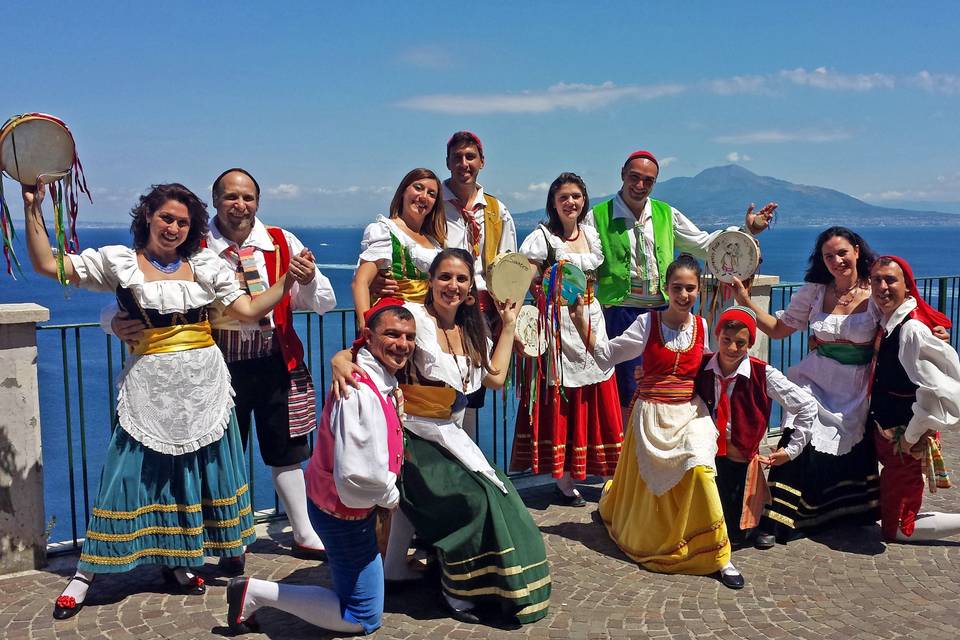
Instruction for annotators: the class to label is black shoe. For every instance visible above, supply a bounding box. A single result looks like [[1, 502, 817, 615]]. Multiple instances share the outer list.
[[291, 542, 327, 561], [218, 554, 246, 577], [162, 567, 206, 595], [753, 533, 776, 550], [554, 486, 587, 507], [717, 570, 745, 590], [226, 577, 260, 634], [440, 595, 480, 624], [53, 575, 94, 620]]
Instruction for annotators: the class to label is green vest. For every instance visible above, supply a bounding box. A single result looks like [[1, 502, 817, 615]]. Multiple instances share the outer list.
[[592, 197, 675, 305]]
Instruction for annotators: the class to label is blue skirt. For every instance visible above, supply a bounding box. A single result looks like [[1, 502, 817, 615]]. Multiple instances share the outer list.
[[77, 413, 255, 573], [307, 502, 384, 634]]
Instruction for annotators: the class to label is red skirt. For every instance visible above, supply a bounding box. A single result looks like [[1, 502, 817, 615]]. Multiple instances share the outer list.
[[511, 374, 624, 480]]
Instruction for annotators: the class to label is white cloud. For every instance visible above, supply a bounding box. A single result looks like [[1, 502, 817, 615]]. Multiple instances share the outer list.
[[910, 71, 960, 95], [397, 81, 686, 114], [778, 66, 895, 91], [527, 182, 550, 192], [658, 156, 678, 168], [712, 129, 851, 144], [267, 184, 301, 199], [313, 185, 392, 196], [706, 75, 769, 95], [398, 46, 453, 70], [726, 152, 751, 162]]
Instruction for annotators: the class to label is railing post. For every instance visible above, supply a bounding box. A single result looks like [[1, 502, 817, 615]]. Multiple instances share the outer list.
[[0, 303, 50, 574]]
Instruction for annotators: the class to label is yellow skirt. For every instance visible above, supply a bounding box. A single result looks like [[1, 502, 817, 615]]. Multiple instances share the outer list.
[[598, 418, 730, 575]]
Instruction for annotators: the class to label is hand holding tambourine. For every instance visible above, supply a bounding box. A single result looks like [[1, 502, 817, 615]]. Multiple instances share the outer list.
[[745, 202, 777, 234]]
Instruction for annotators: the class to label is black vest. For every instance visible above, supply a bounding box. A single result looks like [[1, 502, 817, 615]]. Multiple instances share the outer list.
[[116, 286, 208, 328], [868, 316, 917, 429]]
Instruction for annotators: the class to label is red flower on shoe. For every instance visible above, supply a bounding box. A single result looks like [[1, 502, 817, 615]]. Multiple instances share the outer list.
[[191, 576, 204, 587], [56, 596, 77, 609]]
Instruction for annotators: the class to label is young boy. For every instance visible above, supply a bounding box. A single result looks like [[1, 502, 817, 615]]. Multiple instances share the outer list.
[[694, 306, 817, 549]]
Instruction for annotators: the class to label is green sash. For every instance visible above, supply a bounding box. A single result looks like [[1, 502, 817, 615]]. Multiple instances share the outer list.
[[815, 341, 873, 365]]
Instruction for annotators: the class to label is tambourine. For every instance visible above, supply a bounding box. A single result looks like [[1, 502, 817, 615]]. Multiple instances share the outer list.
[[542, 261, 587, 306], [706, 229, 760, 284], [515, 304, 546, 357], [487, 251, 534, 304], [0, 113, 91, 279]]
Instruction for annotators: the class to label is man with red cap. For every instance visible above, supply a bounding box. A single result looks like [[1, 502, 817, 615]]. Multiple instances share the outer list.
[[868, 256, 960, 542], [585, 151, 777, 414], [694, 305, 816, 552]]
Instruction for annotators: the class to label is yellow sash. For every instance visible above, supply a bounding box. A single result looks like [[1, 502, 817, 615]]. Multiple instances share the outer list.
[[394, 279, 429, 304], [399, 383, 456, 419], [133, 321, 216, 356]]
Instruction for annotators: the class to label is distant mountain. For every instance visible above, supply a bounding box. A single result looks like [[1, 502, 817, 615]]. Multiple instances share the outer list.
[[512, 165, 960, 228]]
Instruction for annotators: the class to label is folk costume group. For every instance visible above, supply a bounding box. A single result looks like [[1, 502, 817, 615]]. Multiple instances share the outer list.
[[16, 130, 960, 634]]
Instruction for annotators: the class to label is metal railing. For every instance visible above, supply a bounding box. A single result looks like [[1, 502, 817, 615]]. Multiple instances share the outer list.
[[35, 276, 960, 552]]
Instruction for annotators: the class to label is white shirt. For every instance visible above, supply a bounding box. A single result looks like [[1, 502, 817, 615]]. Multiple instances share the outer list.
[[331, 348, 401, 510], [441, 181, 517, 291], [592, 311, 709, 371], [878, 297, 960, 446], [357, 215, 441, 273], [703, 353, 817, 459], [205, 217, 337, 331], [582, 193, 748, 304]]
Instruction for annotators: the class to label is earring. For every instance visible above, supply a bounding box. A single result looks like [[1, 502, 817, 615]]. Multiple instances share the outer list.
[[465, 294, 476, 306]]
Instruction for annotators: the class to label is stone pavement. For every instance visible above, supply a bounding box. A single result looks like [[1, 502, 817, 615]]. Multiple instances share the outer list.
[[4, 429, 960, 640]]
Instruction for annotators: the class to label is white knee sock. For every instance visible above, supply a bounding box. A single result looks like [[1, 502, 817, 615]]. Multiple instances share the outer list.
[[61, 570, 95, 602], [720, 561, 740, 576], [242, 578, 363, 633], [272, 465, 324, 549], [461, 408, 478, 441], [896, 512, 960, 542], [383, 510, 420, 581]]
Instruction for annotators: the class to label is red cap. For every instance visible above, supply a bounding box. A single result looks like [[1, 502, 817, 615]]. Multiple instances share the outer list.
[[715, 305, 758, 346], [352, 297, 408, 353], [623, 150, 659, 170], [447, 131, 484, 158]]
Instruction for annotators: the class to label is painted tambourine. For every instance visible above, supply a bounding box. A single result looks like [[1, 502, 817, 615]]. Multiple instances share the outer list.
[[487, 251, 534, 304], [515, 304, 546, 357], [706, 229, 760, 284], [542, 261, 587, 306]]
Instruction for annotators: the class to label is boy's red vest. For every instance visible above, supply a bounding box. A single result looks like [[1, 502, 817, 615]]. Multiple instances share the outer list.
[[694, 354, 772, 459]]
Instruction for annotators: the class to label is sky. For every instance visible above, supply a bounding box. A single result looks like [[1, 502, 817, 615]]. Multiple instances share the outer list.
[[3, 1, 960, 225]]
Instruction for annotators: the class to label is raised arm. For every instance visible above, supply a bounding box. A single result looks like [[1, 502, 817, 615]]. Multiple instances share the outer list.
[[22, 185, 78, 284], [483, 300, 519, 389], [731, 277, 798, 339]]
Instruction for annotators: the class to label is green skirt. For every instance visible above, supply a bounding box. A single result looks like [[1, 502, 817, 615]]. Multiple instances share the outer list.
[[77, 413, 256, 573], [399, 432, 551, 624]]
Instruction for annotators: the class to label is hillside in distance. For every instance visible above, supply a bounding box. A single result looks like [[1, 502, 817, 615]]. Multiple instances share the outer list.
[[513, 165, 960, 228]]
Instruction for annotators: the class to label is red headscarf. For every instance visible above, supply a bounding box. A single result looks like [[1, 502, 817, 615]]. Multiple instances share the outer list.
[[876, 255, 952, 331], [351, 297, 408, 353]]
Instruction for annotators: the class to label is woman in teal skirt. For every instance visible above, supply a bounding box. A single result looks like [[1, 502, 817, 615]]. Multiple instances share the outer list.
[[21, 182, 302, 620]]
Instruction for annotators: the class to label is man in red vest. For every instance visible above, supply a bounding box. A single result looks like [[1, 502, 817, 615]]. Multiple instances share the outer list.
[[108, 168, 336, 572]]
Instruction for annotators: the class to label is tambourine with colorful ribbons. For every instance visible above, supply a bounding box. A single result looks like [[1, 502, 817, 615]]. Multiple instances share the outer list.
[[0, 113, 91, 280]]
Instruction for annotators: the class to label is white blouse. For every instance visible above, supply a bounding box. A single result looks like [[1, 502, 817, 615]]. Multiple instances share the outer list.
[[775, 282, 878, 455], [593, 311, 709, 372], [519, 224, 612, 387], [358, 215, 442, 273], [68, 246, 242, 455]]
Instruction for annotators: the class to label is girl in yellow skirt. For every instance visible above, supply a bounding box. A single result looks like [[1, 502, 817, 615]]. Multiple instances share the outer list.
[[572, 254, 743, 589]]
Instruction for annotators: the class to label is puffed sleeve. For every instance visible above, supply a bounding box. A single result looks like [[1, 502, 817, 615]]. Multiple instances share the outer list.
[[283, 229, 337, 314], [580, 225, 605, 271], [358, 219, 393, 267], [191, 248, 244, 307], [593, 311, 652, 370], [519, 227, 550, 263], [774, 283, 821, 331], [67, 245, 134, 293], [899, 320, 960, 445], [331, 384, 399, 509]]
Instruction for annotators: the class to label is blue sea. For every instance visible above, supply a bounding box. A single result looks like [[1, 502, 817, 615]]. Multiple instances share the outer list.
[[3, 224, 959, 545]]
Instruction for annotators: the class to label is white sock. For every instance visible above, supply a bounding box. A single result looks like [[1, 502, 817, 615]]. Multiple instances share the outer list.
[[272, 465, 324, 550], [720, 561, 740, 576], [443, 591, 475, 612], [461, 409, 478, 441], [383, 510, 420, 581], [896, 512, 960, 542], [556, 473, 580, 497], [61, 570, 94, 602], [243, 578, 363, 633]]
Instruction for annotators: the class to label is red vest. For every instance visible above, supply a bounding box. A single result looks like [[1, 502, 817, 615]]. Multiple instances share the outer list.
[[305, 371, 404, 519], [694, 354, 772, 459], [203, 226, 305, 372]]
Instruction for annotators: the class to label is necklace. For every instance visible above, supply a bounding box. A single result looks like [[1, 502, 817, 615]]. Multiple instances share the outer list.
[[832, 280, 860, 307], [439, 325, 470, 393], [563, 226, 581, 242], [145, 252, 182, 274]]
